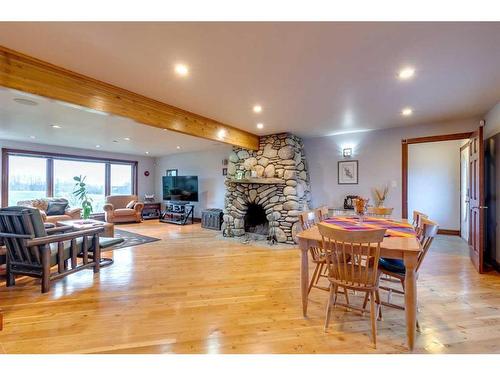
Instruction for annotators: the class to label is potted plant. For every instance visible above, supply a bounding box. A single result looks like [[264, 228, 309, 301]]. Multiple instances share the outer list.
[[72, 175, 93, 219]]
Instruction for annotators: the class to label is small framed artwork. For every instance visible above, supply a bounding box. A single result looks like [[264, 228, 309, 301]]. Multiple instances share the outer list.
[[222, 168, 227, 176], [166, 169, 178, 177], [338, 160, 358, 185]]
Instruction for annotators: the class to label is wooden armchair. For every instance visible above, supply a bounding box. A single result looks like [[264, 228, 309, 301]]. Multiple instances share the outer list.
[[0, 206, 103, 293]]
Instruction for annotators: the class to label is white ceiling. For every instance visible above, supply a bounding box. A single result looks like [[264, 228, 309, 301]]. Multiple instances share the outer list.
[[0, 88, 223, 157], [0, 22, 499, 140]]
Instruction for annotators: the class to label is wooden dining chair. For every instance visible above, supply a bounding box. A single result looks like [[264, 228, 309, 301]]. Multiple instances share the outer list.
[[315, 206, 330, 221], [412, 211, 428, 235], [367, 207, 394, 218], [299, 211, 330, 294], [318, 223, 386, 347], [376, 219, 439, 315]]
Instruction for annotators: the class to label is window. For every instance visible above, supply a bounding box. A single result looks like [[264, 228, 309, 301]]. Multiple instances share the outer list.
[[7, 155, 47, 206], [110, 164, 133, 195], [2, 149, 138, 213], [54, 159, 106, 213]]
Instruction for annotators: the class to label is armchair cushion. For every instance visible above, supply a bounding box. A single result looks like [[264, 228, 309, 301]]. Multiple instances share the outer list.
[[46, 201, 69, 216], [1, 206, 47, 237], [114, 208, 136, 217], [65, 207, 82, 219]]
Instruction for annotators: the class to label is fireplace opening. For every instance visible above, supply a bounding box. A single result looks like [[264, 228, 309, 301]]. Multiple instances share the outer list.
[[244, 203, 269, 235]]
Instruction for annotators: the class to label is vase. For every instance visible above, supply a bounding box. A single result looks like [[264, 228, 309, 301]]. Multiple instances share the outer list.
[[376, 200, 385, 208]]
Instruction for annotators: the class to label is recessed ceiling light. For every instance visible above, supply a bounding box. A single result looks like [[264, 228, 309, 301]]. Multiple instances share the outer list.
[[253, 105, 262, 113], [174, 64, 189, 77], [51, 125, 62, 129], [13, 98, 38, 106], [256, 123, 264, 129], [401, 107, 413, 116], [145, 151, 150, 155], [29, 135, 36, 139], [398, 67, 415, 80], [124, 137, 131, 141], [176, 146, 181, 150], [217, 129, 227, 139], [95, 145, 101, 148]]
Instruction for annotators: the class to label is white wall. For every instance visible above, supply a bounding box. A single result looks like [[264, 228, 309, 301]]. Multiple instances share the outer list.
[[155, 146, 232, 218], [485, 102, 500, 138], [408, 140, 462, 230], [304, 117, 479, 218], [0, 139, 156, 201]]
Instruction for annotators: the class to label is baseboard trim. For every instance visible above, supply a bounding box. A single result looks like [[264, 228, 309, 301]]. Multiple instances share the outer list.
[[437, 229, 460, 236]]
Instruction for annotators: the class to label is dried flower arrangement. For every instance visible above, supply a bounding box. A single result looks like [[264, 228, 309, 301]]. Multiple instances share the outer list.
[[373, 185, 389, 207]]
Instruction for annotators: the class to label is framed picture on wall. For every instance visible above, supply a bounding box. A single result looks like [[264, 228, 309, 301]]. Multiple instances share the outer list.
[[338, 160, 358, 184], [166, 169, 178, 177]]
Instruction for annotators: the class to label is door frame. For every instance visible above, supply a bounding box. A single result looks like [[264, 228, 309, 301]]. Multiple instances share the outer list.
[[401, 132, 473, 220]]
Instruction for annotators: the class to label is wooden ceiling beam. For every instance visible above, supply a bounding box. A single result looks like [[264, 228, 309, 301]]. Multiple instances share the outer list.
[[0, 45, 259, 150]]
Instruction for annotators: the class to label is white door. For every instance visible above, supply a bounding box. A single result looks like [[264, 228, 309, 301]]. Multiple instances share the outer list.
[[460, 144, 469, 241]]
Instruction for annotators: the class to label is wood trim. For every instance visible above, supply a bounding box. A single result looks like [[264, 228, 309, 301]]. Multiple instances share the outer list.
[[459, 142, 470, 240], [0, 45, 259, 150], [438, 229, 460, 236], [1, 148, 139, 207], [403, 132, 473, 145], [1, 149, 8, 207], [401, 132, 471, 221], [402, 141, 408, 219]]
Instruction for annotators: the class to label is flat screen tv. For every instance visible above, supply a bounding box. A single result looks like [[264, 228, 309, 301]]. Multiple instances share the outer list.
[[162, 175, 199, 202]]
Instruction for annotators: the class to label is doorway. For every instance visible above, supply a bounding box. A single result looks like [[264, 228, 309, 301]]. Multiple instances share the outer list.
[[401, 129, 485, 273], [460, 142, 470, 242]]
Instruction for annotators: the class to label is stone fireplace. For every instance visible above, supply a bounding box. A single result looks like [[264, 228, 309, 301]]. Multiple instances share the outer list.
[[222, 133, 311, 244]]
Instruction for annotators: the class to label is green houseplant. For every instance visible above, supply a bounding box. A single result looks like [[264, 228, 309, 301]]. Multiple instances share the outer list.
[[72, 175, 93, 219]]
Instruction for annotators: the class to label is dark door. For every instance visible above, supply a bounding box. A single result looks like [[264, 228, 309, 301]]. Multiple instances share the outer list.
[[468, 126, 485, 273]]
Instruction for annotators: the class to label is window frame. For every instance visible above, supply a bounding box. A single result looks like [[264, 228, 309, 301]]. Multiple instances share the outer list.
[[1, 148, 138, 211]]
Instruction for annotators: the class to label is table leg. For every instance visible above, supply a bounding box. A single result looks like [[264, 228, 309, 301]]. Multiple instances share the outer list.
[[299, 238, 309, 317], [404, 253, 418, 351]]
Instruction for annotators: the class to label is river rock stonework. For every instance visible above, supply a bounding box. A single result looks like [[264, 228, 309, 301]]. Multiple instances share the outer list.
[[222, 133, 312, 244]]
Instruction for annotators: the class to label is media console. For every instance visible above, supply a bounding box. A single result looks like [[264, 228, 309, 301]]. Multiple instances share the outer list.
[[159, 202, 195, 225]]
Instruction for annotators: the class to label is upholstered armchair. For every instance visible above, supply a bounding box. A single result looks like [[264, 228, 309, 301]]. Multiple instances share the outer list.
[[103, 195, 144, 223], [17, 198, 81, 224]]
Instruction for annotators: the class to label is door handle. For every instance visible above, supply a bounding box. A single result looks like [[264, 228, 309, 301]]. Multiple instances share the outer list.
[[472, 206, 488, 210]]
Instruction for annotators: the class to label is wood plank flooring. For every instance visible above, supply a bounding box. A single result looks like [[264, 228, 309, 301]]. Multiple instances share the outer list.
[[0, 221, 499, 354]]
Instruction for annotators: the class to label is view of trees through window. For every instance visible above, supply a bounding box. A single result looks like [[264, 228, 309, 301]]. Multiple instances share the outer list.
[[8, 155, 47, 206], [54, 159, 106, 213], [6, 152, 135, 213]]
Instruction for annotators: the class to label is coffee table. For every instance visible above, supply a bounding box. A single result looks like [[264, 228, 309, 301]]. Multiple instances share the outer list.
[[57, 219, 116, 267], [57, 219, 114, 238]]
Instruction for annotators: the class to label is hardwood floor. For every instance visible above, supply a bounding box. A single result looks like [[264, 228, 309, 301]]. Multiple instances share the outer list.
[[0, 221, 499, 354]]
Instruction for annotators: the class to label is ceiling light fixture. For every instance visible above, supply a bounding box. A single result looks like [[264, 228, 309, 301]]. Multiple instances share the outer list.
[[124, 137, 131, 141], [51, 125, 62, 129], [145, 151, 150, 155], [13, 98, 38, 106], [95, 145, 101, 148], [401, 107, 413, 116], [174, 63, 189, 77], [217, 129, 227, 139], [398, 67, 415, 80], [253, 105, 262, 113], [29, 135, 36, 139], [176, 146, 181, 150], [256, 123, 264, 129]]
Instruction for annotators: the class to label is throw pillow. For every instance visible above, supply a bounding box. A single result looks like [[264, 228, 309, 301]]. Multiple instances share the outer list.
[[46, 201, 69, 216], [126, 200, 136, 209]]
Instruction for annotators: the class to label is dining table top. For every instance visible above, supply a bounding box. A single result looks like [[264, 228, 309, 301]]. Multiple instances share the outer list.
[[296, 216, 422, 253]]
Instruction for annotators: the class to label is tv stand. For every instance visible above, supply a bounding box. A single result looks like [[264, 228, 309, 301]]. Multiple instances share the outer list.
[[160, 202, 195, 225]]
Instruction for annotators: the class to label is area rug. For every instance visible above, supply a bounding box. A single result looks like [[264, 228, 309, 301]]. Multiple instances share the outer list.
[[105, 228, 161, 250]]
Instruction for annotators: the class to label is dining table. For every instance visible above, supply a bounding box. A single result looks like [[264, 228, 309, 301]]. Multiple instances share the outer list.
[[296, 216, 422, 351]]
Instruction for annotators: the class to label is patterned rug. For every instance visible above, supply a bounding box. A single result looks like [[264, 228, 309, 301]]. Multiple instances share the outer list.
[[105, 228, 161, 250]]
